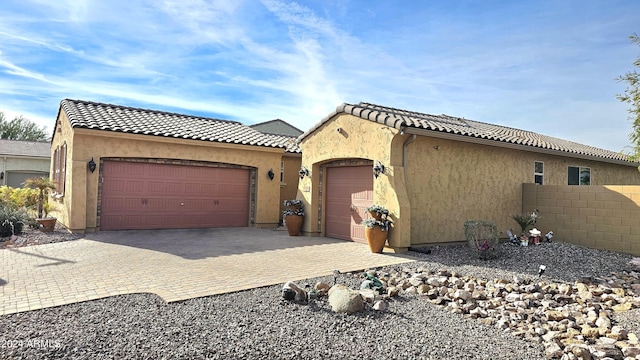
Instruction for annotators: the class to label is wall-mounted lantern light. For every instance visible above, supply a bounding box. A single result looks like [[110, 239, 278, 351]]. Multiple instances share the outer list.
[[88, 158, 97, 173], [299, 166, 310, 179], [267, 168, 275, 181], [373, 160, 385, 179], [0, 171, 3, 180]]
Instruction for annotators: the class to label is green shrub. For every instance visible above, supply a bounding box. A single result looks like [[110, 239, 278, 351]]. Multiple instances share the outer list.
[[0, 185, 39, 210], [464, 220, 499, 260], [0, 204, 31, 237]]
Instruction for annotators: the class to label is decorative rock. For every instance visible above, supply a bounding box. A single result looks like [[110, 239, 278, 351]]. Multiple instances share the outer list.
[[453, 290, 472, 302], [282, 281, 307, 303], [314, 282, 331, 295], [372, 300, 387, 311], [622, 346, 640, 357], [405, 286, 418, 295], [546, 310, 566, 321], [359, 289, 377, 303], [607, 326, 628, 341], [581, 325, 600, 338], [588, 344, 623, 359], [570, 345, 591, 360], [545, 341, 564, 359], [387, 286, 399, 297], [328, 284, 364, 314], [612, 302, 632, 313]]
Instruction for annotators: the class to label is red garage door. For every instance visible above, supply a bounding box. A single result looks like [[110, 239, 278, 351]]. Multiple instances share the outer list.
[[100, 161, 249, 230], [325, 166, 373, 242]]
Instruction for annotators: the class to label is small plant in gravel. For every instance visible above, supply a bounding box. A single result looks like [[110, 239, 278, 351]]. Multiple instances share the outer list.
[[510, 209, 539, 234], [464, 220, 499, 260]]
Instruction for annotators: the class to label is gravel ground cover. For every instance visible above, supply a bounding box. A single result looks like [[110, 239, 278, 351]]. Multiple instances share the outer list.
[[1, 233, 638, 359]]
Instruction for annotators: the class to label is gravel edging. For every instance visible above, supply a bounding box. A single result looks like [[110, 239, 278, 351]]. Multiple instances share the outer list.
[[0, 240, 638, 359]]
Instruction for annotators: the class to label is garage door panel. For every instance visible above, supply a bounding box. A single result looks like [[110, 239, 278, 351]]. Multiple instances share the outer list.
[[326, 166, 373, 242], [148, 181, 166, 193], [146, 198, 166, 210], [166, 182, 183, 193], [101, 161, 249, 230]]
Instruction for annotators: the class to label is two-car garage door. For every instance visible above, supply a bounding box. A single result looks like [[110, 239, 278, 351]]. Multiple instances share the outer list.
[[100, 161, 249, 230]]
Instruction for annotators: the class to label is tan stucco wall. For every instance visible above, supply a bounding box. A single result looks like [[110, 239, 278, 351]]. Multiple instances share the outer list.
[[279, 154, 301, 221], [404, 136, 640, 245], [300, 113, 640, 249], [52, 115, 286, 232], [50, 111, 75, 227], [523, 184, 640, 255], [299, 114, 411, 251]]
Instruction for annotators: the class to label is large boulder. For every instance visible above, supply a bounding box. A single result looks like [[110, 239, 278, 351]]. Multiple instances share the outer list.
[[328, 284, 365, 314]]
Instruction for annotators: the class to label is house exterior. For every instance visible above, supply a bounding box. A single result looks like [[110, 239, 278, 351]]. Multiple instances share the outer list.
[[297, 102, 640, 252], [50, 99, 300, 233], [250, 120, 303, 221], [250, 119, 304, 137], [0, 139, 50, 188]]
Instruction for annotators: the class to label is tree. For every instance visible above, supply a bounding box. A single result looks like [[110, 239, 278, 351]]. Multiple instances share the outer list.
[[0, 111, 49, 141], [24, 177, 56, 219], [617, 33, 640, 159]]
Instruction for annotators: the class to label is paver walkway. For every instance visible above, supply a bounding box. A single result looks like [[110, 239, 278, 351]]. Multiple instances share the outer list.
[[0, 228, 416, 315]]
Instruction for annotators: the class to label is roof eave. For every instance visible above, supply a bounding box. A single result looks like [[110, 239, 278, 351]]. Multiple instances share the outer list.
[[405, 127, 639, 167]]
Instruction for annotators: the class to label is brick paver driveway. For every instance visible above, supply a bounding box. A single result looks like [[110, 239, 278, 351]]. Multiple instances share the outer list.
[[0, 228, 415, 315]]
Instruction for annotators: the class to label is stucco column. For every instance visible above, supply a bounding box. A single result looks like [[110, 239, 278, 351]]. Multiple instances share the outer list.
[[383, 165, 411, 251], [68, 160, 88, 232], [299, 163, 319, 236]]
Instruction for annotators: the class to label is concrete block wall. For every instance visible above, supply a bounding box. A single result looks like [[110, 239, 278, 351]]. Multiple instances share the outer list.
[[522, 183, 640, 255]]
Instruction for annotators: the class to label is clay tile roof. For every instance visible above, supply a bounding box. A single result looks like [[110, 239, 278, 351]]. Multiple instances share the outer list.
[[0, 139, 50, 157], [60, 99, 297, 152], [299, 102, 634, 164]]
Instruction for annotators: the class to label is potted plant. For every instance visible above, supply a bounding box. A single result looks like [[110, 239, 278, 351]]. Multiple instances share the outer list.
[[366, 204, 389, 220], [510, 209, 539, 235], [362, 205, 393, 253], [24, 177, 57, 232], [283, 199, 304, 236]]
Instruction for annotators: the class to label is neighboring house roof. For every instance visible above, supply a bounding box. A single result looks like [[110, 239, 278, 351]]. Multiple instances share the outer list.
[[57, 99, 300, 152], [300, 102, 634, 165], [0, 139, 50, 158], [250, 119, 304, 137]]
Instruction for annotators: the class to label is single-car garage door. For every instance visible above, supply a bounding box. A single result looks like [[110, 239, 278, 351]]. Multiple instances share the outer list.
[[325, 166, 373, 242], [100, 161, 249, 230]]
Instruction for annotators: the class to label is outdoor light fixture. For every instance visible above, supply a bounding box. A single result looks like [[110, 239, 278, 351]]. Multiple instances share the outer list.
[[299, 166, 310, 179], [538, 264, 546, 278], [88, 158, 97, 173], [267, 168, 275, 181], [0, 172, 3, 180], [373, 161, 385, 179]]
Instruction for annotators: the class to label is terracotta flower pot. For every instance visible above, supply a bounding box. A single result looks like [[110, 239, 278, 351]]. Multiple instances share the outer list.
[[365, 226, 387, 253], [284, 214, 303, 236], [36, 218, 57, 233]]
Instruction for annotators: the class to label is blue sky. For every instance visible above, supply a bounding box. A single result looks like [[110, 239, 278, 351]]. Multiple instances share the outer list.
[[0, 1, 638, 152]]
